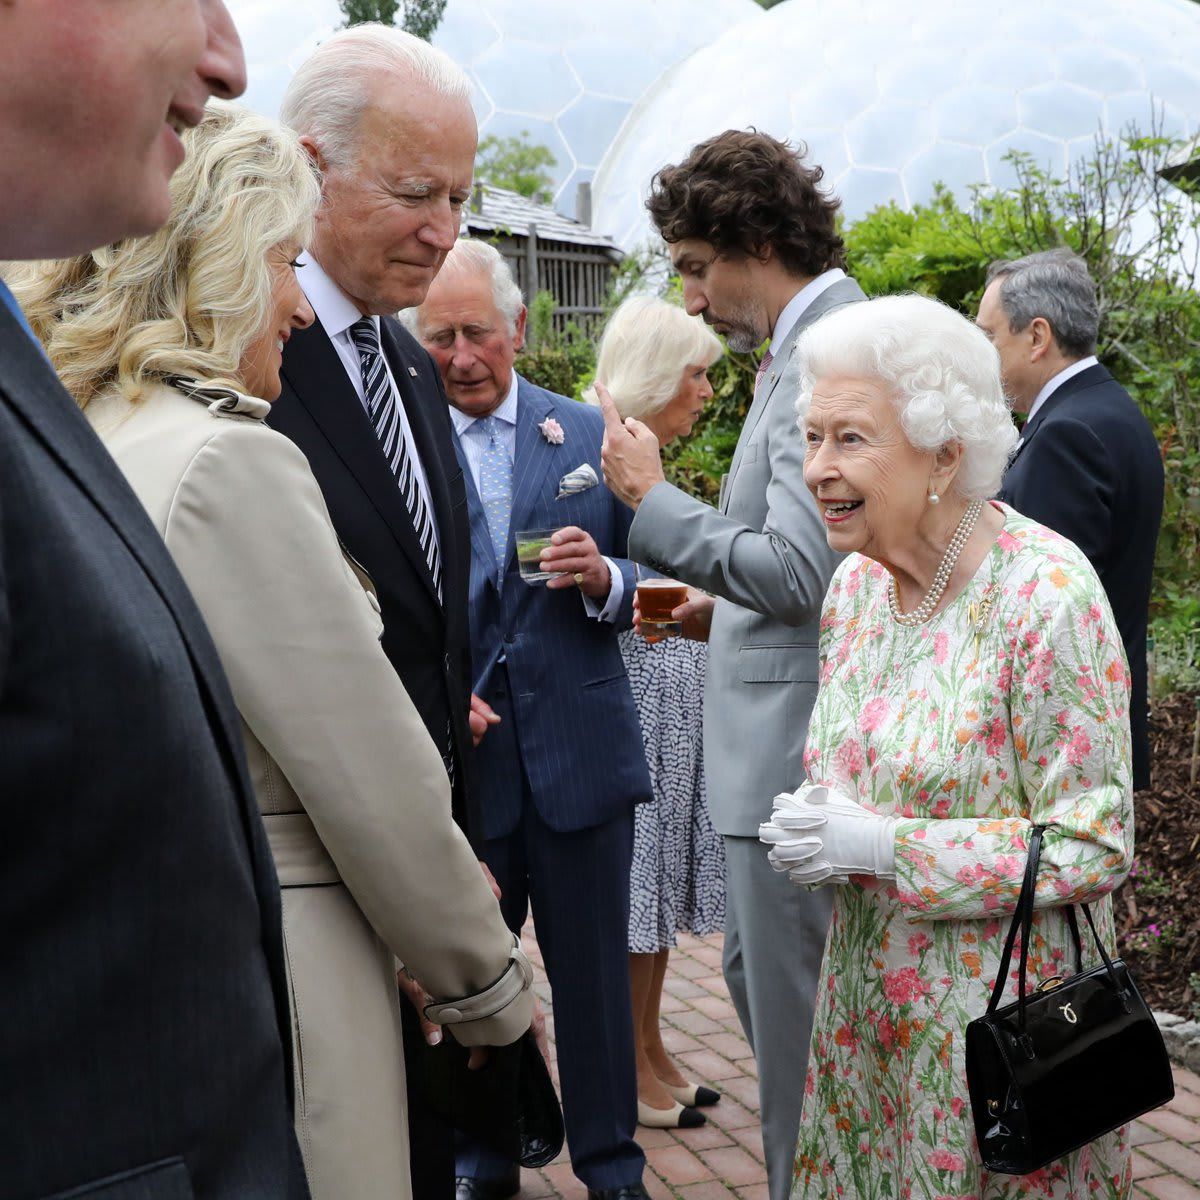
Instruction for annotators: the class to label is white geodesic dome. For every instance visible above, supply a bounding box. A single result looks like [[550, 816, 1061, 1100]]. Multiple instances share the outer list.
[[591, 0, 1200, 249], [228, 0, 762, 217], [432, 0, 762, 215]]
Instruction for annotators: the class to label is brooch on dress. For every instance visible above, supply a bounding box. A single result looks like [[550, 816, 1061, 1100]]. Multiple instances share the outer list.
[[968, 583, 998, 655]]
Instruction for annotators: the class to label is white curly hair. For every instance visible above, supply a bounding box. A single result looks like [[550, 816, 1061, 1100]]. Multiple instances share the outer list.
[[794, 293, 1018, 499]]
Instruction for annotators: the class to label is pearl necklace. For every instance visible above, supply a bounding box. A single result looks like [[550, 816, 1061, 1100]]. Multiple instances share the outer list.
[[887, 499, 984, 627]]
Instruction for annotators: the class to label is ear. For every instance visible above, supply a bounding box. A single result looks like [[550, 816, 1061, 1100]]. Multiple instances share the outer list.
[[931, 440, 965, 496], [298, 135, 328, 181], [1027, 315, 1055, 362], [513, 305, 528, 353]]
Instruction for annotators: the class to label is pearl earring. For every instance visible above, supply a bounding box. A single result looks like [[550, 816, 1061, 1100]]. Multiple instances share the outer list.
[[928, 490, 940, 505]]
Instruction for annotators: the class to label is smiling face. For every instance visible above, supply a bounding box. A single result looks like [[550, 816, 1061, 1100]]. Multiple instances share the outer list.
[[647, 362, 714, 446], [238, 245, 315, 402], [416, 268, 526, 418], [307, 76, 477, 316], [669, 238, 769, 353], [802, 373, 955, 563], [0, 0, 247, 259]]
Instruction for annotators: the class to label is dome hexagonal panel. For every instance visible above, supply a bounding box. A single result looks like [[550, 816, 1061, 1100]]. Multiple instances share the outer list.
[[592, 0, 1200, 248]]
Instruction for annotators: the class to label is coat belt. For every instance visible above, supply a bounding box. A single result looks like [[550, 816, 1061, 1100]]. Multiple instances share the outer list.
[[263, 812, 341, 887]]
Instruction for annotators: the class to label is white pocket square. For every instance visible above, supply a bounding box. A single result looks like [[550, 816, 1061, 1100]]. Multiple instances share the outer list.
[[556, 462, 599, 499]]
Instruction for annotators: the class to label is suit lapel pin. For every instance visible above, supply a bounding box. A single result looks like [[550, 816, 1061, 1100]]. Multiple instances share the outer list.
[[407, 366, 418, 377]]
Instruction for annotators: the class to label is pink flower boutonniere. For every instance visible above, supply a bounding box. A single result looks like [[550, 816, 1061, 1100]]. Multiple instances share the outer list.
[[538, 417, 565, 445]]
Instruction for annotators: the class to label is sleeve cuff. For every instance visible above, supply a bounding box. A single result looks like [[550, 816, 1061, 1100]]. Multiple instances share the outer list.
[[580, 557, 624, 622], [423, 933, 534, 1028]]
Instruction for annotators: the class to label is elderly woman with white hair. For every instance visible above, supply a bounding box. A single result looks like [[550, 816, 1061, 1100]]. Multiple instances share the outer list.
[[757, 295, 1134, 1197], [10, 105, 531, 1200], [587, 296, 728, 1130]]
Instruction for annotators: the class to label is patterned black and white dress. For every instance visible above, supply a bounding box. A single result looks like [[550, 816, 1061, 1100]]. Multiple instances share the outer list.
[[619, 630, 726, 954]]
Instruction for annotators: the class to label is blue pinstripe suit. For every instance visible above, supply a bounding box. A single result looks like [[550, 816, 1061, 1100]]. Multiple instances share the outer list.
[[453, 376, 652, 1191]]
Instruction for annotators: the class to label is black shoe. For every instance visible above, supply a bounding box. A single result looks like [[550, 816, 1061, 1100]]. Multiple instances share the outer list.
[[587, 1186, 651, 1200], [455, 1167, 521, 1200]]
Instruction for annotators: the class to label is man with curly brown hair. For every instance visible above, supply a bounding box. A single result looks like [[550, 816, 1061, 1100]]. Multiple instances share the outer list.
[[598, 129, 865, 1200]]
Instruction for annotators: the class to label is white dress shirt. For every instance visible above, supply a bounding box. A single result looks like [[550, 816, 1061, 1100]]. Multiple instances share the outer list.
[[296, 250, 440, 557], [449, 374, 623, 621], [1026, 355, 1100, 425], [769, 267, 847, 354]]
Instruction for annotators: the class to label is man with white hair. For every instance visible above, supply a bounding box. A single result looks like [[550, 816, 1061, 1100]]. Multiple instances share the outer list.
[[269, 23, 499, 1198], [0, 2, 310, 1197], [406, 238, 654, 1200]]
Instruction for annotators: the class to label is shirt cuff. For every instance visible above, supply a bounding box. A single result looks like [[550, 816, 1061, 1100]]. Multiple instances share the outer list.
[[581, 556, 624, 623]]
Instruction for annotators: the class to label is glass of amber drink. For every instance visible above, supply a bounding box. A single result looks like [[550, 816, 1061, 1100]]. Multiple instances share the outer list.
[[636, 567, 687, 642]]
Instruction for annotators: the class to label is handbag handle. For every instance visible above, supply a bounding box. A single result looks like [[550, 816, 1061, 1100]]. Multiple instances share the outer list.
[[985, 825, 1127, 1034]]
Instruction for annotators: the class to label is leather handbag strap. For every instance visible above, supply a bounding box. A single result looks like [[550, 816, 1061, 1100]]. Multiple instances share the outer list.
[[986, 825, 1127, 1028]]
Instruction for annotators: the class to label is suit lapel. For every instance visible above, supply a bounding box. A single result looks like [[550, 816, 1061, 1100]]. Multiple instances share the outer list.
[[278, 317, 440, 608], [1005, 363, 1111, 472], [508, 378, 562, 539], [451, 428, 500, 587]]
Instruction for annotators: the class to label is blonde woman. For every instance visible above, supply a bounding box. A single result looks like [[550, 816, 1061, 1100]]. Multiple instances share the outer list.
[[11, 105, 532, 1200], [587, 296, 727, 1129]]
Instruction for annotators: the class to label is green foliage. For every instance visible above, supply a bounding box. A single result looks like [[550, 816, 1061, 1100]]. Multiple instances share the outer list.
[[514, 290, 596, 399], [337, 0, 446, 40], [476, 133, 558, 204], [844, 134, 1200, 647]]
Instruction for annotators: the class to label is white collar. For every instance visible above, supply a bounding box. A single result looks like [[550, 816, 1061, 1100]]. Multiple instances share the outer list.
[[1027, 355, 1099, 424], [449, 372, 520, 435], [769, 267, 847, 356], [296, 249, 368, 340]]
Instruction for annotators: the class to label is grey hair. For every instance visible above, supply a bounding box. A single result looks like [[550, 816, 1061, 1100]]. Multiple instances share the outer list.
[[794, 294, 1019, 500], [583, 295, 723, 420], [400, 237, 525, 334], [986, 249, 1099, 358], [279, 23, 470, 168]]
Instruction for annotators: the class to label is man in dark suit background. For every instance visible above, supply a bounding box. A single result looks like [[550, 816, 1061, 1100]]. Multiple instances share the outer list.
[[0, 3, 308, 1198], [406, 239, 653, 1200], [978, 249, 1164, 789], [269, 23, 499, 1199]]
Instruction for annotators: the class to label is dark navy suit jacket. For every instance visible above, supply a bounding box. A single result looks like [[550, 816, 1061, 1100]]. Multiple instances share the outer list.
[[456, 377, 652, 839], [0, 306, 304, 1196], [270, 316, 480, 845], [998, 362, 1163, 789]]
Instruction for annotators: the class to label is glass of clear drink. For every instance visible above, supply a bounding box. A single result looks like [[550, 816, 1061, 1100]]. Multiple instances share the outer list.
[[515, 527, 566, 585]]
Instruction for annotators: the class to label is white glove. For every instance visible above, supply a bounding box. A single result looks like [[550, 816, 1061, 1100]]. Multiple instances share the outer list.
[[758, 783, 898, 886]]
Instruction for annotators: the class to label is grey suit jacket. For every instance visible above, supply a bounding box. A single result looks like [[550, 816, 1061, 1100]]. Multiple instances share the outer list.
[[628, 276, 866, 836]]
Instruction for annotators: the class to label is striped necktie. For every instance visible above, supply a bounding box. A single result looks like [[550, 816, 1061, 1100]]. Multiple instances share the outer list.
[[754, 348, 774, 399], [349, 317, 442, 598]]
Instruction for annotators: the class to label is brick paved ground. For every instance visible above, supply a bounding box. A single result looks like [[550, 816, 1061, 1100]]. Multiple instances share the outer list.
[[516, 929, 1200, 1199]]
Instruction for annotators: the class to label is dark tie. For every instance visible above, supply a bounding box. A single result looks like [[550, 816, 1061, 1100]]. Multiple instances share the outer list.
[[754, 348, 774, 399], [349, 317, 442, 599]]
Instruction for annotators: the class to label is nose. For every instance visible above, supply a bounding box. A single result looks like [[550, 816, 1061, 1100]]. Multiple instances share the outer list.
[[700, 375, 714, 401], [292, 294, 315, 331], [803, 436, 838, 492], [199, 0, 247, 100], [419, 199, 462, 253], [681, 279, 706, 318], [451, 333, 476, 369]]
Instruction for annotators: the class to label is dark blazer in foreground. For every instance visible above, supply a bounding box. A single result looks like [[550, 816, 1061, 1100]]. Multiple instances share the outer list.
[[0, 305, 304, 1198], [270, 317, 480, 843], [999, 362, 1163, 789]]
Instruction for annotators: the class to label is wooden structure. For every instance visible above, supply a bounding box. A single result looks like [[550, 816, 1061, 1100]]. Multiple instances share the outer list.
[[464, 184, 623, 337]]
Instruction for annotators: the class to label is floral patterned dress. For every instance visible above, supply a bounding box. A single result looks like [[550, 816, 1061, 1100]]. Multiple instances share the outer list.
[[792, 505, 1135, 1200]]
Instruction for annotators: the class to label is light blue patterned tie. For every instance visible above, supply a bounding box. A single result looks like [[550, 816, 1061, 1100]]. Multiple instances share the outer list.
[[475, 415, 513, 575]]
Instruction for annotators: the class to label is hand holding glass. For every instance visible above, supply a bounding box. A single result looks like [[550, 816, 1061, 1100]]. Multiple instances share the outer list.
[[635, 565, 687, 641], [515, 527, 567, 585]]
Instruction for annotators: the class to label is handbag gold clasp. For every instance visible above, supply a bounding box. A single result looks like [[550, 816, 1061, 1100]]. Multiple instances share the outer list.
[[1035, 976, 1064, 993]]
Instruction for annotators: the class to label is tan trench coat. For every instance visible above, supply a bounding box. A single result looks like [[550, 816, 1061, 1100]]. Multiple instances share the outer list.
[[89, 380, 531, 1200]]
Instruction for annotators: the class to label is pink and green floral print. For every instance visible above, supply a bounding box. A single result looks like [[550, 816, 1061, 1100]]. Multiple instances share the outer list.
[[792, 505, 1134, 1200]]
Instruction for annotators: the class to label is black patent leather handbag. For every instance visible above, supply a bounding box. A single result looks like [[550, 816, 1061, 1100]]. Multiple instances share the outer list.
[[965, 825, 1174, 1175]]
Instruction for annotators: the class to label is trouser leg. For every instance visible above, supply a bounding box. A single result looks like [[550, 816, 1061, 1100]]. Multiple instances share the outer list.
[[721, 835, 833, 1200]]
